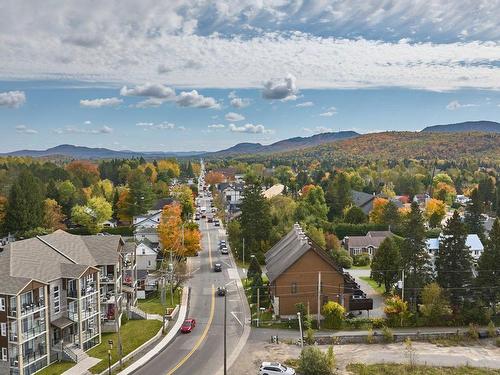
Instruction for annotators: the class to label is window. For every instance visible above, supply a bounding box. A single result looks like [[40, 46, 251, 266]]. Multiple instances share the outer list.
[[0, 297, 4, 311], [291, 282, 297, 294], [1, 347, 6, 361], [53, 286, 60, 314], [0, 323, 6, 336]]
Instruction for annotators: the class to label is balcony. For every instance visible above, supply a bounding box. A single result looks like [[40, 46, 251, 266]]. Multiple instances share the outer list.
[[19, 299, 45, 317], [67, 286, 98, 299], [20, 323, 47, 342], [9, 331, 18, 342], [100, 274, 115, 283]]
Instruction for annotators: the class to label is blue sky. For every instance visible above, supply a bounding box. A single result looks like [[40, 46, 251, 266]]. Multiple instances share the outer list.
[[0, 1, 499, 152]]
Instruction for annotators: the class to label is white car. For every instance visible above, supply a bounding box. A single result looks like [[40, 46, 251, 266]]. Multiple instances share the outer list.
[[259, 362, 295, 375]]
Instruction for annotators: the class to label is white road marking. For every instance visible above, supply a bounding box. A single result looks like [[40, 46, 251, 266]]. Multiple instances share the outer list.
[[227, 268, 239, 280], [231, 311, 243, 327]]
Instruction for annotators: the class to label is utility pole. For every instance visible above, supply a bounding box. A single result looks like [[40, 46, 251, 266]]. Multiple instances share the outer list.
[[297, 312, 303, 348], [401, 269, 405, 301], [242, 237, 245, 269], [317, 271, 321, 330], [224, 292, 227, 375]]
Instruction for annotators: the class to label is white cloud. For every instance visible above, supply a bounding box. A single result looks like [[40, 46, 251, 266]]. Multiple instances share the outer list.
[[0, 91, 26, 108], [228, 123, 272, 134], [225, 112, 245, 121], [0, 3, 499, 91], [120, 83, 175, 99], [319, 106, 338, 116], [84, 120, 92, 125], [230, 97, 251, 108], [53, 125, 113, 134], [175, 90, 220, 109], [135, 98, 166, 108], [80, 97, 122, 108], [136, 122, 177, 130], [303, 126, 334, 134], [208, 124, 225, 129], [296, 101, 314, 107], [15, 125, 37, 134], [262, 74, 298, 100], [446, 100, 480, 110]]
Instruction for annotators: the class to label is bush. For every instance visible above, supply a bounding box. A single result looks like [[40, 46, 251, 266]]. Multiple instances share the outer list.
[[487, 321, 496, 338], [371, 318, 387, 328], [298, 346, 335, 375], [468, 323, 479, 340], [353, 253, 371, 267], [305, 328, 315, 345], [366, 328, 374, 344], [321, 301, 345, 330], [382, 326, 394, 343], [103, 226, 134, 236], [496, 337, 500, 347]]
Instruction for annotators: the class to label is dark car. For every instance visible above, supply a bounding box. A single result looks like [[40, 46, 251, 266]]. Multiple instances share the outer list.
[[195, 214, 200, 220], [213, 263, 222, 272], [180, 318, 196, 333], [214, 219, 220, 227], [207, 216, 213, 223], [217, 287, 226, 296]]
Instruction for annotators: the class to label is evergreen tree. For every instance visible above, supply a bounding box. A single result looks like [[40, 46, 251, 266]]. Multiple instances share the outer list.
[[476, 218, 500, 310], [343, 206, 367, 224], [371, 237, 401, 293], [4, 170, 45, 235], [46, 179, 59, 201], [125, 169, 155, 217], [382, 201, 401, 232], [240, 181, 271, 259], [247, 255, 262, 279], [435, 211, 473, 308], [400, 202, 432, 310], [464, 188, 485, 242], [325, 172, 351, 220], [186, 161, 194, 178]]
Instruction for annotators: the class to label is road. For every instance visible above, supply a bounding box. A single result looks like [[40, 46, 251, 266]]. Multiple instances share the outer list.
[[133, 184, 249, 375]]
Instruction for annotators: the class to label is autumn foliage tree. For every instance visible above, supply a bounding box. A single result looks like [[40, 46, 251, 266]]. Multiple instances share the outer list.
[[66, 160, 100, 187], [424, 198, 446, 228], [43, 198, 66, 231], [205, 171, 225, 186]]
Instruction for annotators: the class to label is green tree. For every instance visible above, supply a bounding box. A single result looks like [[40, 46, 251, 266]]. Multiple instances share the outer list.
[[321, 301, 345, 329], [125, 169, 155, 217], [435, 211, 473, 308], [295, 186, 328, 227], [306, 226, 326, 248], [400, 202, 432, 310], [476, 218, 500, 311], [343, 206, 367, 224], [171, 184, 195, 220], [4, 170, 45, 235], [381, 200, 401, 232], [325, 172, 351, 220], [298, 346, 335, 375], [247, 255, 262, 279], [57, 179, 78, 215], [71, 197, 113, 234], [464, 188, 485, 242], [419, 282, 452, 325], [371, 237, 401, 293], [240, 181, 271, 258]]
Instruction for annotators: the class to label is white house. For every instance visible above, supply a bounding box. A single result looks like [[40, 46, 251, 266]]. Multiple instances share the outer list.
[[133, 210, 162, 244], [455, 195, 471, 205], [136, 242, 158, 271], [426, 234, 484, 260]]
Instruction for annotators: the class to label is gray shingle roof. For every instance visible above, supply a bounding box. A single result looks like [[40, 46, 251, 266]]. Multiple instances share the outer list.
[[0, 230, 122, 295]]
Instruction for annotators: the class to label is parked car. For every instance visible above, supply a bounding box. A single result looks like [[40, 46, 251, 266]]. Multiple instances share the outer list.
[[213, 263, 222, 272], [195, 214, 200, 220], [207, 216, 213, 223], [214, 219, 220, 227], [259, 362, 295, 375], [180, 318, 196, 333], [217, 287, 226, 296], [220, 246, 228, 255]]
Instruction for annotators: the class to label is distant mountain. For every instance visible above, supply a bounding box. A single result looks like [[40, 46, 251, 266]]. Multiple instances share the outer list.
[[1, 144, 205, 159], [210, 131, 359, 156], [421, 120, 500, 133]]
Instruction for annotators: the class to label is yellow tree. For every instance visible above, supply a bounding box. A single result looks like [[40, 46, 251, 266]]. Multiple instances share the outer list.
[[157, 159, 180, 178], [424, 198, 446, 228], [116, 189, 132, 223], [158, 202, 183, 255], [205, 171, 225, 186], [182, 224, 202, 256], [369, 197, 389, 224], [138, 162, 158, 183], [43, 199, 66, 231]]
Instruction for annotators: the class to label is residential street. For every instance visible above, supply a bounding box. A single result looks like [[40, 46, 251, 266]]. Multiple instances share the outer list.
[[133, 193, 249, 375]]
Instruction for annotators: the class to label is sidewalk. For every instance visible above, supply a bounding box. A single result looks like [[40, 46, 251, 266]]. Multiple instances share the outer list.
[[62, 356, 100, 375]]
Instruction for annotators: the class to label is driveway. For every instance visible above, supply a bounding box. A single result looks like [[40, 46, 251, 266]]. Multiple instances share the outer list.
[[346, 268, 385, 318]]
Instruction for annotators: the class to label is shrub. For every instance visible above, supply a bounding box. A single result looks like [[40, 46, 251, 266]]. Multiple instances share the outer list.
[[353, 253, 371, 267], [487, 321, 496, 338], [496, 337, 500, 348], [371, 318, 387, 328], [382, 326, 394, 343], [321, 301, 345, 330], [366, 328, 374, 344], [468, 323, 479, 340], [384, 295, 410, 327], [298, 346, 335, 375], [305, 328, 315, 345]]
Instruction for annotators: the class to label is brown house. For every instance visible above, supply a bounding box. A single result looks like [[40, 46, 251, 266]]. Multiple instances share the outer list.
[[266, 224, 372, 318]]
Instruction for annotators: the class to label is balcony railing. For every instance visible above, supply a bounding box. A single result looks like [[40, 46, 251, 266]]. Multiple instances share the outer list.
[[9, 299, 45, 317], [100, 274, 115, 283], [68, 286, 97, 299], [21, 323, 47, 342]]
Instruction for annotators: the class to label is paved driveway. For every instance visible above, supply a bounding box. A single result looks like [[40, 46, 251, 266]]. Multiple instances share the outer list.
[[346, 268, 385, 318]]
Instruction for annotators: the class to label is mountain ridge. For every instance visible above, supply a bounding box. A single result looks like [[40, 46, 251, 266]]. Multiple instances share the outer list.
[[421, 120, 500, 133]]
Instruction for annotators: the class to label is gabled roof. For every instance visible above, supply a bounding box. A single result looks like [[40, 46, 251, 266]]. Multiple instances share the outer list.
[[426, 234, 484, 251], [132, 210, 162, 227], [152, 198, 174, 211], [265, 224, 343, 283]]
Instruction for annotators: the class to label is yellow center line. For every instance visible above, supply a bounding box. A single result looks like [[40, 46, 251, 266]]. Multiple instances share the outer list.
[[166, 284, 215, 375]]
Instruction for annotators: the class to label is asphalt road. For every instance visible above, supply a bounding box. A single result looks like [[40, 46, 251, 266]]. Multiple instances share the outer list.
[[134, 193, 247, 375]]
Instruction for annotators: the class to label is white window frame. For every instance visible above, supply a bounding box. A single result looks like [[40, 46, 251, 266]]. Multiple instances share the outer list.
[[0, 323, 6, 336], [53, 286, 60, 314], [0, 297, 5, 311], [1, 347, 6, 361]]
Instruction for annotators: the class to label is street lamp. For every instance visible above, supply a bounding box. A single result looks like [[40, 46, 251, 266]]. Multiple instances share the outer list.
[[107, 340, 113, 375]]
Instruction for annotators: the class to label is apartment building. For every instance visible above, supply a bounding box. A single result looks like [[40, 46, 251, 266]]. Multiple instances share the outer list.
[[0, 230, 132, 375]]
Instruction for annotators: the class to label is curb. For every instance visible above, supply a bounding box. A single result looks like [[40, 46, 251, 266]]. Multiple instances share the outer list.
[[115, 285, 190, 375]]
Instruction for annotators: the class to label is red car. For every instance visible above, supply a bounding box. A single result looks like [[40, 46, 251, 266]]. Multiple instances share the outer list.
[[180, 318, 196, 333]]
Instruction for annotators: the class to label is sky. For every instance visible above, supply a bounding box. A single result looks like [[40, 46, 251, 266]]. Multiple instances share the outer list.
[[0, 0, 499, 152]]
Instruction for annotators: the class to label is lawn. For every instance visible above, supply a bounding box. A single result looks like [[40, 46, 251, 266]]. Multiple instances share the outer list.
[[137, 289, 181, 315], [351, 264, 371, 270], [36, 361, 75, 375], [347, 363, 500, 375], [88, 320, 162, 374], [360, 276, 386, 295]]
